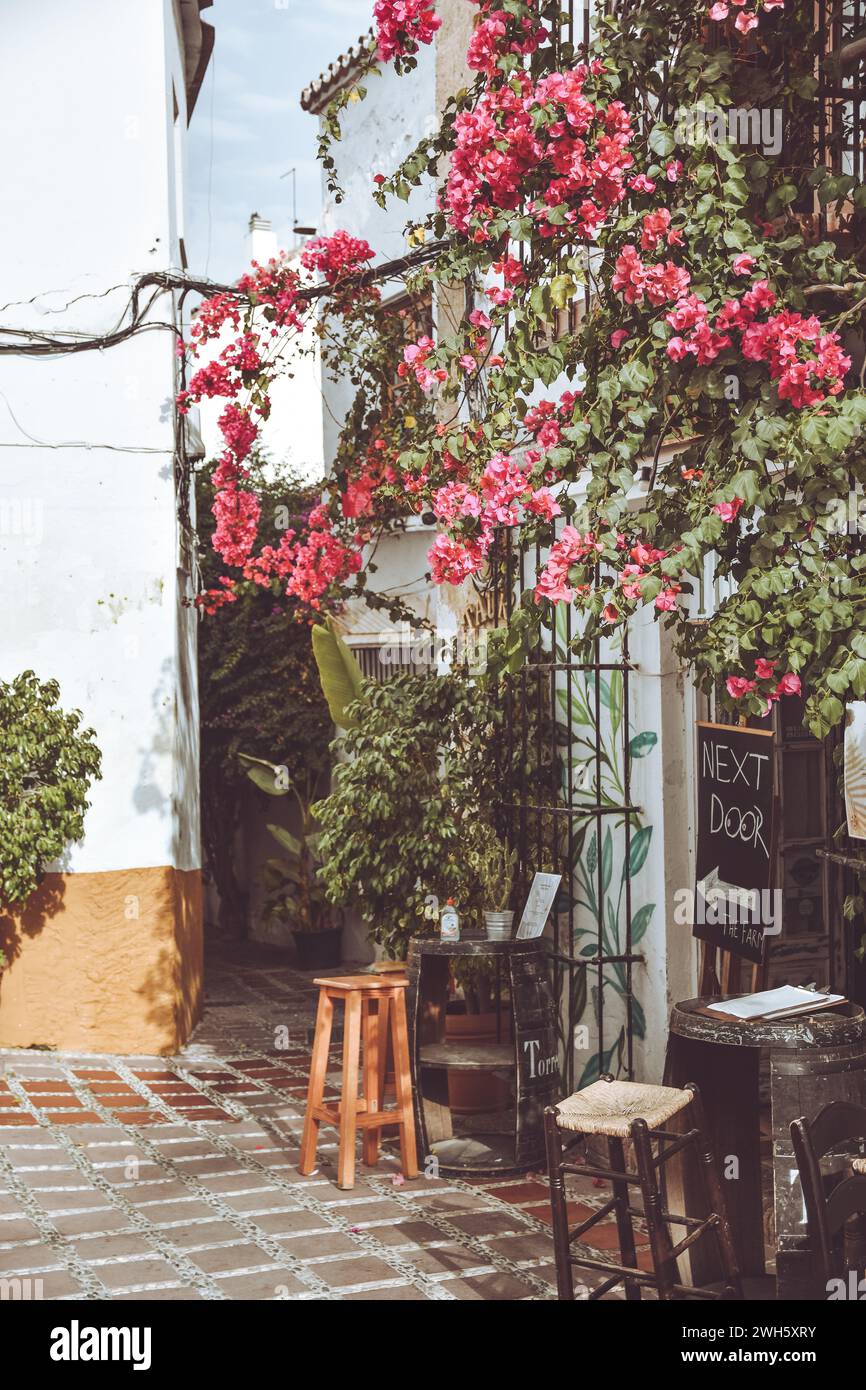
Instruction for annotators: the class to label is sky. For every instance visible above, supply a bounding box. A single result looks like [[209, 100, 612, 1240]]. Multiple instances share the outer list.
[[187, 0, 374, 285]]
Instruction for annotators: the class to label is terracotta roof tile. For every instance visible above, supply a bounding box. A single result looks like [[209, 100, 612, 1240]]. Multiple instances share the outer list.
[[300, 31, 375, 114]]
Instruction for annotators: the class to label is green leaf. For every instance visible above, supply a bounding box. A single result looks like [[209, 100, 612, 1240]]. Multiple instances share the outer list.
[[627, 825, 653, 879], [602, 826, 613, 896], [630, 901, 655, 943], [550, 273, 577, 308], [648, 124, 675, 158], [586, 830, 598, 877], [628, 731, 658, 759], [267, 823, 302, 858], [238, 752, 291, 796], [619, 359, 654, 394], [312, 616, 364, 728], [609, 670, 623, 736]]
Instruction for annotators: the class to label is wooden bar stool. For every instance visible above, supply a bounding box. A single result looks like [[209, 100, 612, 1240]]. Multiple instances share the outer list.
[[299, 974, 419, 1190], [544, 1075, 742, 1300]]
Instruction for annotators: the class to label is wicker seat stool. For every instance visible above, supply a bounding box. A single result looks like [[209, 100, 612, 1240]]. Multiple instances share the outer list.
[[544, 1075, 742, 1301]]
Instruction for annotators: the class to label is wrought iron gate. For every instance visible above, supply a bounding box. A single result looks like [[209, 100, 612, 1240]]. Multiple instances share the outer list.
[[487, 527, 642, 1095]]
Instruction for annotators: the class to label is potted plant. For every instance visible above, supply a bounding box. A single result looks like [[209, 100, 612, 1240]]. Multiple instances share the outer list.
[[311, 638, 500, 960], [238, 753, 342, 970], [311, 636, 514, 1111], [467, 822, 516, 941]]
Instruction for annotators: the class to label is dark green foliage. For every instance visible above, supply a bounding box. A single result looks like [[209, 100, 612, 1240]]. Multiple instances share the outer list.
[[313, 670, 503, 958], [0, 671, 102, 909], [196, 462, 332, 934]]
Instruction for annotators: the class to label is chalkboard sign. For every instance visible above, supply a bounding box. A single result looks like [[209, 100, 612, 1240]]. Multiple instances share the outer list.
[[694, 721, 776, 964]]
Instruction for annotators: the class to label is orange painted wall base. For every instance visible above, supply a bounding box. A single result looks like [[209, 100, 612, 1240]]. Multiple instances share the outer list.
[[0, 867, 202, 1055]]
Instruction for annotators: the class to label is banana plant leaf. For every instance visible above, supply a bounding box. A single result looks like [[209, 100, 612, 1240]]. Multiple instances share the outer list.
[[311, 616, 363, 729], [266, 823, 302, 858], [238, 751, 292, 797]]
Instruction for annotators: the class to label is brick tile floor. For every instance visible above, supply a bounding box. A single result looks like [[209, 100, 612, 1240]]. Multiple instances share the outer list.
[[0, 941, 643, 1301]]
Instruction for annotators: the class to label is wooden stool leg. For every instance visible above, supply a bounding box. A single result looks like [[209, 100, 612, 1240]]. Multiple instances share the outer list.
[[377, 993, 391, 1107], [390, 987, 419, 1179], [299, 989, 333, 1175], [609, 1136, 641, 1301], [362, 997, 382, 1168], [337, 990, 362, 1190], [685, 1084, 743, 1298], [544, 1107, 574, 1300], [632, 1118, 678, 1300]]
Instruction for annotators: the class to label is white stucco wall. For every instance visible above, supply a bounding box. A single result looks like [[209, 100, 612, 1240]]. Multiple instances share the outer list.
[[197, 222, 326, 483], [0, 0, 201, 875], [314, 45, 437, 466]]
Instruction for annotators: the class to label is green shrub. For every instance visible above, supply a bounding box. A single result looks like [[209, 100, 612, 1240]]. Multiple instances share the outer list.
[[313, 670, 502, 958], [0, 671, 102, 909]]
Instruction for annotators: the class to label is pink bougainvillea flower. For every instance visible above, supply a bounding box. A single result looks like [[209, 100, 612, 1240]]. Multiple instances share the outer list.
[[444, 64, 634, 239], [428, 532, 489, 585], [754, 657, 777, 679], [732, 254, 757, 276], [666, 160, 683, 183], [301, 229, 375, 285], [776, 672, 801, 696], [709, 2, 729, 16], [714, 498, 744, 522], [524, 487, 562, 520], [655, 588, 680, 611], [534, 526, 602, 605], [610, 329, 629, 349], [735, 10, 759, 31], [726, 676, 757, 699], [374, 0, 441, 63]]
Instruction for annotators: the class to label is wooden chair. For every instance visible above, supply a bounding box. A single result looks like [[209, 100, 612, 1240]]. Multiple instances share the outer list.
[[698, 939, 766, 998], [544, 1075, 742, 1300], [790, 1100, 866, 1290], [299, 974, 418, 1190]]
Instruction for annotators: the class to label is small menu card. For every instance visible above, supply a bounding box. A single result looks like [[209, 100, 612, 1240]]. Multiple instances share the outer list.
[[516, 872, 562, 939]]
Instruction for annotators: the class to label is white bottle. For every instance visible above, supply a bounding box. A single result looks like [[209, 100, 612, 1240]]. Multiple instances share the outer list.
[[440, 898, 460, 942]]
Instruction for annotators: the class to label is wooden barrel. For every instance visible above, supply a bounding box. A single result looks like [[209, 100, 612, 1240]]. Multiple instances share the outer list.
[[667, 999, 866, 1297], [769, 1017, 866, 1298], [407, 936, 559, 1175]]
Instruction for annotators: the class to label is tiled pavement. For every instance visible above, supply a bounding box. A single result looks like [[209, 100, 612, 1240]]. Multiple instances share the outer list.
[[0, 942, 649, 1301]]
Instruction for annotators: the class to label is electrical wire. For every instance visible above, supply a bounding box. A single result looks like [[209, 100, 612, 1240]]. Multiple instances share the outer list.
[[0, 241, 451, 359]]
